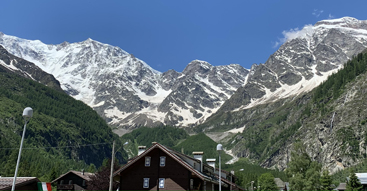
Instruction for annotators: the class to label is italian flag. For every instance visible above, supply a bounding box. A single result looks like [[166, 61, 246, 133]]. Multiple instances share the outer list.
[[37, 182, 51, 191]]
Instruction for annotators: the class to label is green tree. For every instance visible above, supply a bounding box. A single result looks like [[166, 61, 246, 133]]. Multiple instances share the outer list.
[[320, 170, 333, 190], [286, 142, 321, 190], [304, 161, 321, 190], [48, 165, 59, 182], [346, 169, 363, 191], [258, 173, 278, 191], [87, 163, 97, 173], [289, 173, 304, 191]]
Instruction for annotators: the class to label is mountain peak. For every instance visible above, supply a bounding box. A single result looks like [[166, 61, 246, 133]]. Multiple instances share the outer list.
[[182, 60, 213, 75], [315, 17, 367, 29]]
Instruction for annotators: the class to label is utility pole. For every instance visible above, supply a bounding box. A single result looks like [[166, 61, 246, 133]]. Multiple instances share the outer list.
[[109, 140, 115, 191]]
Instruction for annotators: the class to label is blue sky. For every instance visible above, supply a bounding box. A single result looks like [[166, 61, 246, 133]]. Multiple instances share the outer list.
[[0, 0, 366, 73]]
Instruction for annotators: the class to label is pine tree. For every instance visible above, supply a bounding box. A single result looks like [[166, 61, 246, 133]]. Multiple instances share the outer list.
[[346, 169, 363, 191], [87, 163, 97, 173], [320, 170, 333, 190]]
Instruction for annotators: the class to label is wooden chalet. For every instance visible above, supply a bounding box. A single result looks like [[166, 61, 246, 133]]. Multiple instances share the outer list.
[[113, 142, 244, 190], [0, 177, 40, 191], [51, 170, 94, 191]]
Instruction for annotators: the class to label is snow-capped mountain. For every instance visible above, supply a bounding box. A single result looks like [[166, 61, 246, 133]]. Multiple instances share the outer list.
[[218, 17, 367, 113], [0, 32, 248, 134], [0, 44, 62, 92], [1, 17, 367, 135]]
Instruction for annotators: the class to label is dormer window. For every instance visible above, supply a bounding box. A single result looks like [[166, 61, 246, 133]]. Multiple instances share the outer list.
[[160, 156, 166, 167], [145, 156, 151, 167]]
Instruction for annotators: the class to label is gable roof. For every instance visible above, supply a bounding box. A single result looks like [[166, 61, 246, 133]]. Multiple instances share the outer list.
[[114, 143, 224, 185], [274, 178, 285, 188], [51, 170, 94, 183], [0, 177, 40, 190]]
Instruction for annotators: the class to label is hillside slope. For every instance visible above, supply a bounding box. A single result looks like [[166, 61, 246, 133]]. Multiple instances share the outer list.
[[0, 71, 125, 180], [201, 50, 367, 173]]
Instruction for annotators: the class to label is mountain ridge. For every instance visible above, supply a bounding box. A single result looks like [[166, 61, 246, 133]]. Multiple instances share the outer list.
[[1, 17, 367, 134]]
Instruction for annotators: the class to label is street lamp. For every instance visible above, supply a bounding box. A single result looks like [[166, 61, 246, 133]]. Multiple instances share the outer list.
[[217, 144, 223, 191], [11, 107, 33, 191]]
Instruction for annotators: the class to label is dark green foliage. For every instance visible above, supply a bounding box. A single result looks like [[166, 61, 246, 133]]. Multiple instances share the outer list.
[[313, 52, 367, 113], [87, 163, 97, 173], [286, 142, 322, 191], [0, 72, 126, 181], [332, 159, 367, 184], [336, 127, 360, 157], [173, 133, 232, 164], [347, 169, 363, 191], [121, 126, 188, 156], [222, 158, 287, 189], [258, 173, 278, 191], [320, 170, 333, 190]]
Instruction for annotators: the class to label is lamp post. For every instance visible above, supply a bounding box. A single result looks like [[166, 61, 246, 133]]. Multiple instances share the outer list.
[[217, 144, 223, 191], [11, 107, 33, 191]]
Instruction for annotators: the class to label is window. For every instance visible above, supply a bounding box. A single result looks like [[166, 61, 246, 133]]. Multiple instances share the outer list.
[[160, 156, 166, 167], [82, 180, 86, 187], [143, 178, 149, 188], [145, 156, 151, 167], [190, 179, 193, 190], [69, 180, 73, 185], [159, 178, 165, 188], [60, 180, 64, 185]]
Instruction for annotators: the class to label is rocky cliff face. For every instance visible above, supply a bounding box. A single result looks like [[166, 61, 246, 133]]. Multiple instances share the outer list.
[[219, 17, 367, 113], [205, 50, 367, 174]]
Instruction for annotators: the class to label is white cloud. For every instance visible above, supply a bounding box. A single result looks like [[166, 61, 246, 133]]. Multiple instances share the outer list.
[[328, 14, 335, 19], [312, 9, 324, 17], [273, 24, 314, 48]]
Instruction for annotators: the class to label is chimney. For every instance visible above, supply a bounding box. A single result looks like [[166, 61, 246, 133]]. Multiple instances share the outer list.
[[138, 146, 146, 155], [193, 151, 204, 172], [206, 158, 216, 169], [152, 142, 157, 145]]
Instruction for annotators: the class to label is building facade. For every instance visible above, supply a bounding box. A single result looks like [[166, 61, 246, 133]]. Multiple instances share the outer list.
[[114, 142, 243, 191], [51, 170, 94, 191]]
